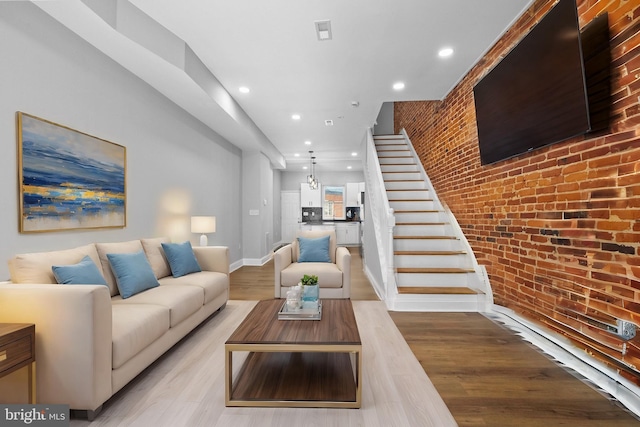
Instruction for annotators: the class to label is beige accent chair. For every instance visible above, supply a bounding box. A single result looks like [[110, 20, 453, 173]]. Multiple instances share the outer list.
[[274, 229, 351, 298]]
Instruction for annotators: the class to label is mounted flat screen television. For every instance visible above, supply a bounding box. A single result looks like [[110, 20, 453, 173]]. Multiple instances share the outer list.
[[473, 0, 591, 165]]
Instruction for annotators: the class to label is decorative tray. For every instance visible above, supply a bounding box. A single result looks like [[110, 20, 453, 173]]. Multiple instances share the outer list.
[[278, 300, 322, 321]]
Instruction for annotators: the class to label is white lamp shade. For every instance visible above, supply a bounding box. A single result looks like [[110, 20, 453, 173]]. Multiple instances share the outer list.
[[191, 216, 216, 233], [191, 216, 216, 246]]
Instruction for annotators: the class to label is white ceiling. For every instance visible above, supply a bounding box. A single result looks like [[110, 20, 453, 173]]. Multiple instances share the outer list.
[[35, 0, 532, 173]]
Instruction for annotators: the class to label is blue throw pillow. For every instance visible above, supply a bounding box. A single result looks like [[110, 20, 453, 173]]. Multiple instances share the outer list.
[[297, 235, 331, 263], [107, 251, 160, 299], [52, 255, 107, 286], [161, 241, 202, 278]]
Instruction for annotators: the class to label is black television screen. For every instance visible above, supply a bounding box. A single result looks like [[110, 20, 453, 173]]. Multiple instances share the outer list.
[[473, 0, 591, 165]]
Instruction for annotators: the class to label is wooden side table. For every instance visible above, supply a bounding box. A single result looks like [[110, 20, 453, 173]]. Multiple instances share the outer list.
[[0, 324, 36, 403]]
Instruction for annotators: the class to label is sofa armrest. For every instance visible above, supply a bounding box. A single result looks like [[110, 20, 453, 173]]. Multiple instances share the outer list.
[[0, 283, 112, 411], [274, 244, 293, 298], [336, 246, 352, 298], [193, 246, 229, 275]]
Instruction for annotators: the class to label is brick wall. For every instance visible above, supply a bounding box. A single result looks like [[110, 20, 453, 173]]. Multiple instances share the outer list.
[[395, 0, 640, 383]]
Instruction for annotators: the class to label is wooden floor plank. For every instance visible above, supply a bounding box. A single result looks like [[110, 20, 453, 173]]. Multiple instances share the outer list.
[[389, 310, 640, 426]]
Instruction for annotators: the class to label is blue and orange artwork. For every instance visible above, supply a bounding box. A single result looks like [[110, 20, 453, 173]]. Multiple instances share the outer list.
[[19, 113, 126, 232]]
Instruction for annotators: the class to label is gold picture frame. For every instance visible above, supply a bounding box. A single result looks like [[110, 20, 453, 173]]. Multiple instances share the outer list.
[[17, 112, 127, 233]]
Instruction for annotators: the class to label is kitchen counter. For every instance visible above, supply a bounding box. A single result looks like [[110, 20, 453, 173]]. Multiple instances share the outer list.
[[299, 222, 361, 246]]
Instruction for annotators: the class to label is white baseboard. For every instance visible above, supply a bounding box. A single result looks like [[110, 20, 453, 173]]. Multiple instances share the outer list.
[[241, 253, 273, 267], [488, 304, 640, 418], [229, 260, 243, 273], [363, 265, 385, 301]]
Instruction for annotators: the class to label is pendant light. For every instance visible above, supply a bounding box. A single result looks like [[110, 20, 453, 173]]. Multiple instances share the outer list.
[[307, 151, 318, 189]]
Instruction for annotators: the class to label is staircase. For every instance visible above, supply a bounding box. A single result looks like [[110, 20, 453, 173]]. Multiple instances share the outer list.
[[373, 134, 489, 311]]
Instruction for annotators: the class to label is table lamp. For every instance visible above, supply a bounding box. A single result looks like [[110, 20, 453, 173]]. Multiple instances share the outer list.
[[191, 216, 216, 246]]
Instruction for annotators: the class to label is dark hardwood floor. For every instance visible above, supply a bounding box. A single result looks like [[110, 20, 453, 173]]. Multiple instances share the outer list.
[[230, 246, 639, 426]]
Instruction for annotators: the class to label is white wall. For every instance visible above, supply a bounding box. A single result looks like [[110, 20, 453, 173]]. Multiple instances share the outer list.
[[241, 151, 274, 262], [272, 169, 282, 244], [0, 2, 243, 279], [374, 102, 394, 135]]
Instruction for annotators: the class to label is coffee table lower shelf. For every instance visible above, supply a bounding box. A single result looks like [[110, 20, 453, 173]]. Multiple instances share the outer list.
[[225, 345, 362, 408]]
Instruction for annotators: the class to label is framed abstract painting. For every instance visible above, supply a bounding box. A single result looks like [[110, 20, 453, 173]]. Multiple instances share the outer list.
[[17, 112, 126, 233]]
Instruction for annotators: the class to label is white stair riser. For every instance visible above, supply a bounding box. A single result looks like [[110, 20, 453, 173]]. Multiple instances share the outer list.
[[390, 200, 435, 211], [391, 294, 485, 312], [374, 137, 405, 143], [394, 238, 463, 251], [381, 164, 418, 172], [394, 224, 449, 236], [383, 172, 421, 181], [387, 191, 431, 201], [394, 254, 472, 269], [396, 272, 475, 287], [377, 149, 411, 156], [384, 181, 427, 190], [394, 211, 443, 222], [378, 157, 415, 165]]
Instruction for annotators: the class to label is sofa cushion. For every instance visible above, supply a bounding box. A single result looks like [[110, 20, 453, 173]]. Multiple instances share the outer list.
[[141, 237, 172, 279], [9, 244, 102, 284], [107, 251, 160, 299], [111, 303, 170, 369], [159, 271, 228, 304], [292, 230, 337, 263], [297, 235, 331, 263], [52, 255, 107, 286], [112, 285, 204, 327], [96, 240, 145, 296], [161, 241, 201, 277], [280, 262, 343, 288]]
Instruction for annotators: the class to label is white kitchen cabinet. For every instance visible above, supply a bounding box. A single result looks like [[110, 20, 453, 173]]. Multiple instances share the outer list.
[[300, 182, 321, 207], [336, 222, 360, 246], [299, 223, 335, 232], [345, 183, 360, 206]]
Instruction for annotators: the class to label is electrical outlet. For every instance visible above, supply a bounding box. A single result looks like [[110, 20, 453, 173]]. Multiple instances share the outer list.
[[617, 320, 636, 340]]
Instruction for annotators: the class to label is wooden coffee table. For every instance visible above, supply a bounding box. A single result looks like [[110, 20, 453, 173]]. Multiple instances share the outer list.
[[225, 299, 362, 408]]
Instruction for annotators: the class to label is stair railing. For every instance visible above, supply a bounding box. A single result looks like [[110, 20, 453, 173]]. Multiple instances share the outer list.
[[364, 128, 397, 305]]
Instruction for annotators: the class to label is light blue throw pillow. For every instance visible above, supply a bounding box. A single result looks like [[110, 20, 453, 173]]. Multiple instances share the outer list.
[[52, 255, 107, 286], [107, 251, 160, 299], [161, 241, 202, 278], [297, 235, 331, 263]]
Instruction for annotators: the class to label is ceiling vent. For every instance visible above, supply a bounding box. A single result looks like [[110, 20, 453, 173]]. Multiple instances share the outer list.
[[315, 20, 332, 41], [325, 119, 334, 126]]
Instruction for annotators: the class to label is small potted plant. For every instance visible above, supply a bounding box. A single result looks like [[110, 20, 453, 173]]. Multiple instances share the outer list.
[[300, 274, 318, 287], [300, 274, 319, 307]]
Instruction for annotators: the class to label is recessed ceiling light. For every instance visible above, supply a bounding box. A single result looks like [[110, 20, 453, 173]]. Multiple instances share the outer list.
[[239, 86, 250, 93], [393, 82, 405, 90], [303, 166, 308, 170], [292, 114, 301, 120], [304, 140, 312, 145], [325, 119, 334, 126], [438, 47, 454, 58], [294, 153, 300, 157], [347, 166, 352, 170], [351, 152, 358, 156]]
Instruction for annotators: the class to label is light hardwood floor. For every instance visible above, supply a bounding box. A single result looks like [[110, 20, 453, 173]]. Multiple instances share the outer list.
[[232, 247, 640, 426], [70, 300, 456, 426], [69, 246, 639, 425]]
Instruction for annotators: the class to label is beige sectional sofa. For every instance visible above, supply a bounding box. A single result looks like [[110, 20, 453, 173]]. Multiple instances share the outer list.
[[0, 237, 229, 418]]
